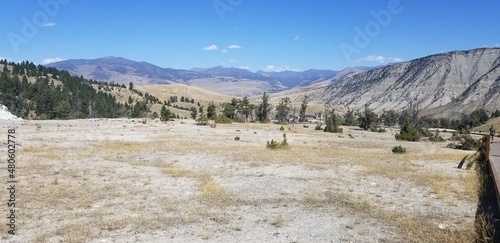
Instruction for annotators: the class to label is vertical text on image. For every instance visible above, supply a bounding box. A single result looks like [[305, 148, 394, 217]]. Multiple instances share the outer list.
[[6, 128, 17, 235]]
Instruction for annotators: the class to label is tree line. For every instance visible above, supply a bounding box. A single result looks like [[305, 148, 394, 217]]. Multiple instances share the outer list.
[[0, 60, 156, 119]]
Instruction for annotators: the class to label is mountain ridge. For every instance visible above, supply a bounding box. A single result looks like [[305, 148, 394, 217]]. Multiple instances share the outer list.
[[316, 47, 500, 117], [47, 57, 368, 96]]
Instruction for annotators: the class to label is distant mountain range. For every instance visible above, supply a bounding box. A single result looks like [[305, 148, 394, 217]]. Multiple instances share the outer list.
[[48, 57, 369, 96], [48, 48, 500, 116]]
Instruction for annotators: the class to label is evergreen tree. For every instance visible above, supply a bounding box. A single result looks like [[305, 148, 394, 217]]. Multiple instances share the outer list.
[[256, 92, 272, 122], [160, 105, 171, 121], [324, 108, 343, 133], [239, 96, 253, 122], [381, 110, 399, 126], [207, 102, 217, 119], [299, 95, 309, 122], [129, 82, 134, 90], [357, 104, 378, 130], [190, 107, 198, 119], [223, 99, 238, 120], [342, 108, 356, 126], [275, 97, 291, 123]]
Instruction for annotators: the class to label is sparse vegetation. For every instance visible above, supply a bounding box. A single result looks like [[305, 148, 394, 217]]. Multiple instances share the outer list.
[[357, 104, 378, 130], [214, 114, 232, 124], [266, 133, 290, 149], [392, 145, 407, 154], [447, 129, 482, 150], [395, 121, 422, 141], [16, 115, 478, 242], [323, 108, 343, 133]]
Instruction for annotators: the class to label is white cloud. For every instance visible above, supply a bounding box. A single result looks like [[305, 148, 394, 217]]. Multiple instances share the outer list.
[[202, 45, 218, 51], [229, 59, 237, 63], [239, 66, 250, 70], [228, 44, 241, 49], [43, 22, 56, 27], [293, 35, 300, 41], [263, 65, 299, 72], [41, 57, 66, 65], [221, 49, 228, 53], [355, 55, 403, 64]]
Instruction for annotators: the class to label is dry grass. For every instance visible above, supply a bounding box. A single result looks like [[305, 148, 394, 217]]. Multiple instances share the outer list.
[[9, 119, 481, 242], [198, 173, 236, 206], [271, 215, 284, 228], [302, 189, 476, 242], [164, 167, 195, 178]]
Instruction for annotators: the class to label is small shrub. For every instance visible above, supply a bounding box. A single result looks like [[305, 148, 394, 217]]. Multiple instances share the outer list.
[[395, 123, 421, 141], [392, 145, 407, 154], [447, 129, 482, 150], [371, 127, 387, 133], [266, 133, 290, 150], [196, 114, 209, 126], [315, 123, 323, 130], [348, 133, 354, 139], [214, 114, 232, 124], [279, 126, 285, 131], [234, 136, 240, 141], [428, 131, 445, 142]]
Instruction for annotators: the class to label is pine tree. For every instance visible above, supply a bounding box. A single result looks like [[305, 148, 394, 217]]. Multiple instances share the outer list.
[[299, 95, 308, 122], [160, 105, 171, 121], [207, 102, 216, 119], [275, 97, 291, 123], [257, 92, 272, 122]]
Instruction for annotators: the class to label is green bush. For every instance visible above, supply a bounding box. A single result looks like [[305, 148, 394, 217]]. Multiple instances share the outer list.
[[279, 126, 285, 131], [370, 127, 387, 133], [234, 136, 240, 141], [196, 114, 209, 126], [266, 133, 290, 150], [392, 145, 407, 154], [214, 114, 232, 124], [428, 131, 445, 142], [315, 123, 323, 130], [447, 129, 482, 150], [395, 123, 422, 141]]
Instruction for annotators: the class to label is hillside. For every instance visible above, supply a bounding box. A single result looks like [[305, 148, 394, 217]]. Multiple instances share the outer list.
[[136, 83, 234, 110], [318, 48, 500, 117]]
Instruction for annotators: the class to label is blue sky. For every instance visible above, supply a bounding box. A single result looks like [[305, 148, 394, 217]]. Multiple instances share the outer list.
[[1, 0, 499, 72]]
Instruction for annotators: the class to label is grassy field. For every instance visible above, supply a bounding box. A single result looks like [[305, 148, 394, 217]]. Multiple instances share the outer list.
[[0, 118, 479, 242]]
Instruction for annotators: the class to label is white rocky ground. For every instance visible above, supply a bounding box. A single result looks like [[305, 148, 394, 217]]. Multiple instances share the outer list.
[[0, 105, 22, 120]]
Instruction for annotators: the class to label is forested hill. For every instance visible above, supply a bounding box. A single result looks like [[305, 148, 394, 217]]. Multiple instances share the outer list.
[[0, 59, 152, 119]]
